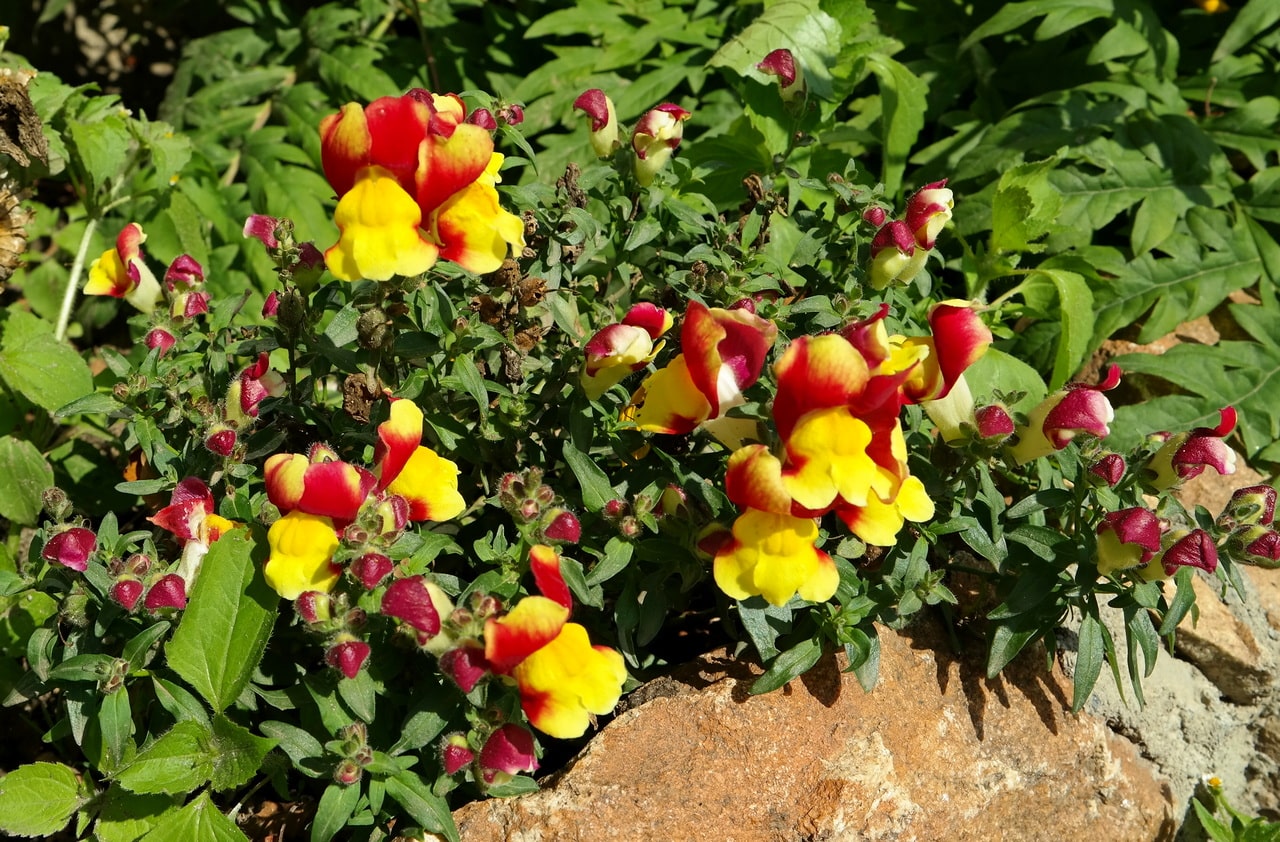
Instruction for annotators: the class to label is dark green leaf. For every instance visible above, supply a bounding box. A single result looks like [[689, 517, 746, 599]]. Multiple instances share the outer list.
[[310, 784, 360, 842], [139, 791, 248, 842], [1073, 610, 1104, 712], [209, 715, 275, 791], [0, 437, 54, 526], [114, 721, 213, 795], [750, 637, 822, 695], [385, 772, 459, 842], [562, 440, 613, 513]]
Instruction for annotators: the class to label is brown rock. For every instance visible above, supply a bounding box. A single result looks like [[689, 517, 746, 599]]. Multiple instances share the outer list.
[[1165, 575, 1274, 704], [455, 620, 1175, 842], [1252, 567, 1280, 634]]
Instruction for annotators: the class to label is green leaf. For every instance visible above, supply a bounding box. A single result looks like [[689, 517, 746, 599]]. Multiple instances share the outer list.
[[139, 791, 248, 842], [0, 312, 93, 413], [98, 689, 134, 773], [961, 0, 1113, 50], [1214, 0, 1280, 62], [385, 771, 459, 842], [449, 355, 489, 423], [166, 529, 277, 711], [1191, 799, 1234, 842], [66, 115, 132, 199], [1073, 609, 1105, 713], [311, 784, 360, 842], [260, 721, 326, 777], [989, 156, 1063, 254], [0, 437, 54, 526], [561, 440, 613, 513], [986, 622, 1040, 678], [209, 715, 275, 791], [750, 637, 823, 695], [114, 721, 213, 795], [53, 393, 128, 418], [93, 787, 175, 842], [707, 0, 843, 101], [864, 54, 928, 197], [336, 668, 377, 724], [586, 538, 633, 587], [1024, 269, 1093, 390], [121, 621, 171, 671], [1159, 568, 1197, 636], [963, 348, 1048, 414], [738, 598, 791, 662], [0, 762, 85, 837]]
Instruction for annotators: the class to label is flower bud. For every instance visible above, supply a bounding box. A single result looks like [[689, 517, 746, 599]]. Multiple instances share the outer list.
[[333, 759, 363, 786], [633, 103, 692, 186], [144, 573, 188, 612], [498, 103, 524, 126], [325, 638, 371, 680], [573, 89, 620, 158], [868, 221, 926, 290], [243, 214, 281, 250], [904, 180, 954, 250], [350, 553, 394, 590], [42, 487, 71, 521], [262, 290, 280, 318], [1095, 508, 1162, 576], [1009, 365, 1121, 465], [1141, 528, 1219, 581], [862, 206, 887, 228], [375, 494, 410, 537], [144, 327, 177, 357], [440, 645, 490, 693], [382, 576, 455, 652], [1088, 453, 1127, 487], [295, 590, 332, 625], [110, 578, 144, 612], [1147, 408, 1238, 491], [659, 484, 689, 519], [42, 527, 97, 572], [163, 254, 204, 289], [974, 404, 1016, 441], [467, 108, 498, 130], [1225, 525, 1280, 569], [289, 244, 326, 290], [518, 498, 540, 522], [1221, 484, 1278, 528], [541, 508, 581, 544], [442, 733, 476, 775], [478, 725, 538, 786], [756, 48, 804, 101], [603, 499, 628, 520], [205, 426, 237, 457]]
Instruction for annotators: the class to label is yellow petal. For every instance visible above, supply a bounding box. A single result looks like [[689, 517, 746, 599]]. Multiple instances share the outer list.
[[325, 166, 439, 281]]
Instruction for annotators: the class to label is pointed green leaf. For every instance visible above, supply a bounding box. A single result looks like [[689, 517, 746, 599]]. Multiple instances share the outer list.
[[1073, 609, 1105, 712], [385, 771, 459, 842], [114, 721, 212, 795], [0, 762, 85, 837], [139, 791, 248, 842], [209, 715, 275, 791], [0, 437, 54, 526]]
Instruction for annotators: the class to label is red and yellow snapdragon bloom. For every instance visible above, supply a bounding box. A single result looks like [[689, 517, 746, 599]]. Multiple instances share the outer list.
[[319, 90, 525, 281], [714, 301, 991, 606], [263, 399, 465, 598]]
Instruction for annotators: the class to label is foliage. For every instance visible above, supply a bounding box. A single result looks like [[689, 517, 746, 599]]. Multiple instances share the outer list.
[[0, 0, 1278, 839]]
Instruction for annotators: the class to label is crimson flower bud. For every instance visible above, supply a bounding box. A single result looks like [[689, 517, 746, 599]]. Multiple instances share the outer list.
[[499, 103, 524, 126], [110, 578, 144, 612], [974, 404, 1015, 441], [325, 638, 371, 680], [442, 733, 475, 775], [262, 290, 280, 318], [1095, 508, 1162, 576], [144, 328, 176, 357], [868, 221, 925, 290], [756, 48, 803, 101], [1141, 528, 1219, 581], [603, 499, 628, 519], [440, 645, 490, 693], [1009, 365, 1122, 465], [1148, 407, 1238, 491], [243, 214, 280, 250], [1221, 484, 1278, 528], [541, 508, 581, 544], [1088, 453, 1127, 487], [381, 576, 447, 636], [42, 527, 97, 572], [632, 103, 691, 186], [728, 297, 757, 314], [862, 206, 887, 227], [573, 89, 620, 158], [1225, 525, 1280, 569], [144, 574, 188, 612], [350, 553, 393, 590], [178, 291, 210, 319], [295, 590, 332, 625], [164, 254, 205, 289], [478, 724, 538, 786], [467, 108, 497, 130], [205, 426, 237, 457]]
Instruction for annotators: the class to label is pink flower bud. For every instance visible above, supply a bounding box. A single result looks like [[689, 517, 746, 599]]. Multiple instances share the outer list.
[[179, 291, 210, 319], [1226, 525, 1280, 569], [144, 328, 176, 357], [1148, 407, 1238, 491], [381, 576, 444, 636], [442, 733, 475, 775], [326, 639, 371, 680], [478, 724, 537, 786], [350, 553, 393, 590], [262, 291, 280, 318], [757, 48, 797, 88], [467, 108, 498, 130], [1009, 365, 1121, 465], [440, 645, 490, 693], [573, 89, 620, 158], [1088, 453, 1127, 487], [1222, 484, 1278, 528], [295, 590, 332, 625], [243, 214, 280, 250], [144, 574, 188, 612], [205, 426, 237, 457], [904, 179, 954, 250], [659, 484, 689, 518], [164, 255, 205, 289], [42, 527, 97, 572], [603, 499, 628, 519], [633, 103, 692, 186], [499, 104, 525, 126], [110, 578, 144, 612], [1095, 508, 1162, 576], [868, 221, 924, 290], [518, 498, 540, 522], [1157, 528, 1219, 577], [542, 509, 581, 544], [333, 759, 362, 786], [974, 404, 1015, 440], [862, 206, 887, 227]]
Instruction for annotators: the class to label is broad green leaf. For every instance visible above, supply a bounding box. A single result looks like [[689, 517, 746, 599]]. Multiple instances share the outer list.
[[1023, 268, 1092, 389], [750, 636, 823, 695], [260, 721, 326, 777], [707, 0, 843, 101], [385, 771, 459, 842], [963, 347, 1048, 414], [114, 721, 213, 795], [166, 529, 277, 711], [139, 791, 248, 842], [66, 116, 132, 199], [961, 0, 1113, 51], [0, 762, 85, 837], [990, 156, 1063, 254], [562, 440, 613, 512], [737, 598, 792, 662], [450, 355, 489, 423], [209, 715, 275, 791], [0, 437, 54, 525], [311, 784, 360, 842], [1073, 609, 1105, 712], [93, 787, 175, 842], [864, 53, 927, 197], [1214, 0, 1280, 62], [0, 311, 93, 413]]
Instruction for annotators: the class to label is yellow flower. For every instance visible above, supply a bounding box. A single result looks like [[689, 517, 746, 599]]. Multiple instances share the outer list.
[[713, 508, 838, 607], [265, 511, 341, 599], [385, 446, 467, 523], [512, 622, 627, 739], [324, 166, 439, 281]]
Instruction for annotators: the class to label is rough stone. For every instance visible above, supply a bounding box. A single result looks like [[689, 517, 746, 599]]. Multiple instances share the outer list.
[[1165, 574, 1275, 705], [455, 619, 1175, 842]]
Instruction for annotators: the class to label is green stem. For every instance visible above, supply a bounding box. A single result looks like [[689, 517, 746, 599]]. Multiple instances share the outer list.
[[55, 216, 100, 342]]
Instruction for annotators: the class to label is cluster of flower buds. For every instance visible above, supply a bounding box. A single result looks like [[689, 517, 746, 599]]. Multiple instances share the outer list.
[[572, 90, 692, 186], [204, 352, 287, 458], [440, 724, 538, 789], [496, 468, 581, 545], [295, 590, 372, 679], [1218, 485, 1280, 569], [466, 101, 525, 131], [243, 213, 326, 294], [331, 723, 375, 786], [866, 181, 954, 291]]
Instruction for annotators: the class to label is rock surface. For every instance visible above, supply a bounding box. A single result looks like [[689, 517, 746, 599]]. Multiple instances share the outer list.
[[455, 618, 1175, 842]]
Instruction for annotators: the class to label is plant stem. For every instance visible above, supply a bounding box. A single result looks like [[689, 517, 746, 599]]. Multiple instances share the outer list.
[[55, 216, 99, 342]]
